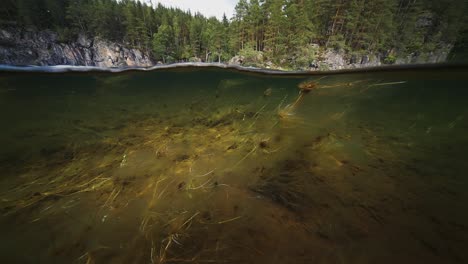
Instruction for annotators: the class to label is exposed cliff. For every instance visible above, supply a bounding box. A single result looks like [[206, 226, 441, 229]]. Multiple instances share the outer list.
[[315, 47, 452, 71], [0, 28, 153, 67], [0, 27, 453, 70], [228, 46, 452, 71]]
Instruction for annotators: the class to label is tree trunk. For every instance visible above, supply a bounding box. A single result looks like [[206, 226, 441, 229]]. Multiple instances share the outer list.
[[326, 3, 342, 48]]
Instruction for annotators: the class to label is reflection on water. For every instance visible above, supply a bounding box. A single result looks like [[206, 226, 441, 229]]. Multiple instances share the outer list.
[[0, 67, 467, 263]]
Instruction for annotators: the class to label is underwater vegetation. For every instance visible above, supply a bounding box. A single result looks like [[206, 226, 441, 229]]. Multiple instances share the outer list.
[[0, 67, 468, 263]]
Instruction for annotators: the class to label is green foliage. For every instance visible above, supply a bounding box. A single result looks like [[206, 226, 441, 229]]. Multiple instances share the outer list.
[[56, 27, 73, 43], [319, 63, 330, 71], [0, 0, 466, 65], [238, 45, 264, 67], [293, 45, 319, 70], [0, 0, 17, 25], [327, 34, 347, 51], [188, 57, 201, 62], [384, 54, 397, 64], [152, 23, 172, 62], [449, 7, 468, 62]]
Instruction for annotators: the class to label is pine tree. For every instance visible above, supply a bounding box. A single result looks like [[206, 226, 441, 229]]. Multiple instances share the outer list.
[[264, 0, 288, 62], [2, 0, 466, 66], [233, 0, 249, 50], [246, 0, 263, 51], [66, 0, 91, 34], [152, 18, 173, 63], [0, 0, 17, 25]]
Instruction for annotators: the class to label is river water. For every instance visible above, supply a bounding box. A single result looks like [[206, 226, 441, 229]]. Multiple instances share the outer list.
[[0, 65, 467, 263]]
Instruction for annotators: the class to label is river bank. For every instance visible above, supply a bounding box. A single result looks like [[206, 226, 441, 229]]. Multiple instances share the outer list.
[[0, 27, 453, 71]]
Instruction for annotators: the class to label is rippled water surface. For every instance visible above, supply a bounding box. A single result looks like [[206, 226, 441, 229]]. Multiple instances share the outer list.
[[0, 66, 467, 263]]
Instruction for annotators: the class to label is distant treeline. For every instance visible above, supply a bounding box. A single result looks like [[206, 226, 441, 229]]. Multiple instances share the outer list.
[[1, 0, 467, 67]]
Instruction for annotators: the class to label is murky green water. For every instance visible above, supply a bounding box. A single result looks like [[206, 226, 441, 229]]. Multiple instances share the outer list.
[[0, 66, 467, 263]]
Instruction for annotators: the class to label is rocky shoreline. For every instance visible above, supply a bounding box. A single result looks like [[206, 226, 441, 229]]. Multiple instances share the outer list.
[[0, 27, 153, 67], [0, 27, 452, 70], [228, 45, 452, 71]]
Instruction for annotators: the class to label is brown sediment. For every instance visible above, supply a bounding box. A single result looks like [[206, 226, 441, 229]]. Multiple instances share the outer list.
[[0, 69, 467, 264]]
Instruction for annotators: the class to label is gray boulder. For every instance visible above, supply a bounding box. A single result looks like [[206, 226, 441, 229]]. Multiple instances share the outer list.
[[229, 55, 244, 66]]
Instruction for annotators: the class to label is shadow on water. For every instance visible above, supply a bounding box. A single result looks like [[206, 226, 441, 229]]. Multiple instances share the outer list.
[[0, 66, 468, 263]]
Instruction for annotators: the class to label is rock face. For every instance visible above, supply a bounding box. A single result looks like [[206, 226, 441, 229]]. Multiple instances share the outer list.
[[317, 50, 382, 70], [228, 55, 244, 66], [316, 48, 449, 71], [0, 28, 153, 67], [395, 47, 452, 65], [229, 47, 451, 71]]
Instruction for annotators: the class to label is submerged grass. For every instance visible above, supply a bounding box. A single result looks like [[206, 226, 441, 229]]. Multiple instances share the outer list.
[[0, 68, 468, 263]]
